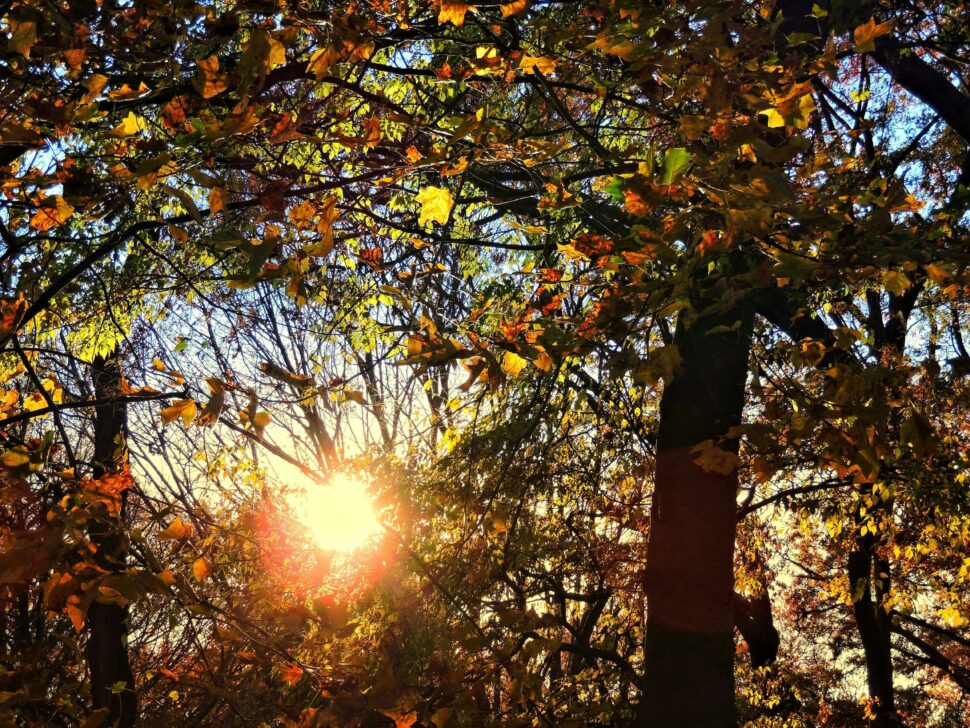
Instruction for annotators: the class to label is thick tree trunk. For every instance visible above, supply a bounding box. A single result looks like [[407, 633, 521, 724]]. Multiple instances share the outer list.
[[640, 304, 754, 727], [848, 537, 897, 727], [86, 350, 136, 727]]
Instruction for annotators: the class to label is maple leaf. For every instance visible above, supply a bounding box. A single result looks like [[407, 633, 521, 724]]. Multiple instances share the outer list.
[[8, 19, 36, 58], [761, 84, 816, 129], [415, 186, 454, 226], [518, 55, 556, 75], [307, 46, 341, 79], [193, 55, 228, 98], [854, 17, 893, 54], [109, 112, 148, 138], [438, 1, 473, 26], [29, 196, 75, 231], [161, 398, 198, 425], [83, 467, 135, 515]]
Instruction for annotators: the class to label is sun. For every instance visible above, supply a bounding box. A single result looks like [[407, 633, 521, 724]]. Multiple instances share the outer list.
[[285, 471, 382, 552]]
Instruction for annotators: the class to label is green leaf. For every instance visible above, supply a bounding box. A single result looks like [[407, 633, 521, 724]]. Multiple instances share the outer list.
[[660, 148, 690, 185]]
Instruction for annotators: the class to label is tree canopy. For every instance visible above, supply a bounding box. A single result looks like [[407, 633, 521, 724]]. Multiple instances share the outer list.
[[1, 0, 970, 726]]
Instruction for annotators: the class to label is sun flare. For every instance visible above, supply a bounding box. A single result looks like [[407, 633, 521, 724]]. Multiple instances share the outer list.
[[285, 471, 382, 552]]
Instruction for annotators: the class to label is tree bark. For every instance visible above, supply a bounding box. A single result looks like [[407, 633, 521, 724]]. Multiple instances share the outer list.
[[848, 536, 897, 727], [640, 303, 754, 727], [86, 350, 136, 727], [733, 590, 780, 670]]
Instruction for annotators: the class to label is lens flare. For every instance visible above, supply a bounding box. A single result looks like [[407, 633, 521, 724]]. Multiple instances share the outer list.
[[285, 471, 381, 552]]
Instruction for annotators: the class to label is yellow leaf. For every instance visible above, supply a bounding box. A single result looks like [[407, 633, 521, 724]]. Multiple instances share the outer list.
[[84, 73, 109, 101], [253, 411, 271, 429], [109, 111, 148, 137], [761, 88, 816, 129], [882, 270, 911, 296], [307, 46, 341, 79], [192, 557, 212, 581], [158, 516, 192, 540], [518, 55, 556, 75], [160, 398, 198, 425], [854, 17, 893, 54], [157, 570, 176, 586], [502, 351, 528, 378], [415, 186, 454, 226], [438, 1, 472, 26], [193, 55, 228, 98]]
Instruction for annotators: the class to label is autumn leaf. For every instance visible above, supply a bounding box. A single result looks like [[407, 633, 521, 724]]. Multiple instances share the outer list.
[[29, 196, 75, 231], [161, 398, 198, 425], [854, 17, 893, 54], [500, 0, 528, 17], [280, 662, 304, 686], [416, 186, 454, 226], [307, 47, 341, 79], [518, 55, 556, 75], [158, 516, 192, 540], [882, 270, 911, 296], [252, 411, 271, 438], [193, 55, 228, 98], [84, 467, 135, 515], [192, 557, 212, 582], [438, 1, 472, 26], [502, 351, 528, 377], [63, 48, 85, 70], [84, 73, 109, 101], [109, 111, 149, 138], [761, 83, 816, 129], [8, 19, 36, 58], [79, 708, 111, 728], [196, 378, 225, 427], [924, 262, 953, 282], [208, 187, 225, 216]]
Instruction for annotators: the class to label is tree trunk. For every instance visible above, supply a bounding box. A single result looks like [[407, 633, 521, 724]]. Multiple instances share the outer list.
[[640, 304, 754, 727], [733, 590, 780, 670], [86, 350, 136, 727], [848, 536, 896, 727]]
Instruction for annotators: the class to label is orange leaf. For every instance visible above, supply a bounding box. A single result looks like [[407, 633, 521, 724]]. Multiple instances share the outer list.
[[192, 557, 212, 581], [438, 1, 472, 26], [280, 662, 304, 686], [29, 196, 75, 232], [193, 56, 228, 98], [158, 516, 192, 540], [854, 17, 893, 53]]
